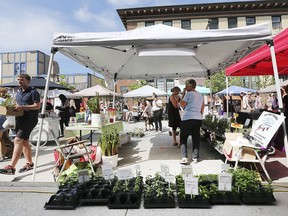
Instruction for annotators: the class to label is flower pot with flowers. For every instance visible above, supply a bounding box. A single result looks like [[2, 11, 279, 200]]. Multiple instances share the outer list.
[[86, 92, 104, 127]]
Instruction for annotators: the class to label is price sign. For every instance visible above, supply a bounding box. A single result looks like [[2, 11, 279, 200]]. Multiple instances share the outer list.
[[78, 169, 90, 184], [165, 174, 175, 183], [181, 165, 193, 177], [102, 163, 114, 180], [160, 164, 170, 177], [184, 177, 198, 195], [221, 164, 230, 172], [218, 173, 232, 191], [117, 168, 134, 180]]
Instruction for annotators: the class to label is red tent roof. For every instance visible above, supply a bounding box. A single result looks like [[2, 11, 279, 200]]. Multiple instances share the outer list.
[[226, 28, 288, 76]]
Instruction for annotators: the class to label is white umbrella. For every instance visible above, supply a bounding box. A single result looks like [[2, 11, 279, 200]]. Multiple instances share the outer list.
[[123, 85, 167, 98], [74, 85, 122, 97]]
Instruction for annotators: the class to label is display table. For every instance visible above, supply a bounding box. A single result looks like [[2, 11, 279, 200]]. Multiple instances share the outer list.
[[65, 121, 123, 143]]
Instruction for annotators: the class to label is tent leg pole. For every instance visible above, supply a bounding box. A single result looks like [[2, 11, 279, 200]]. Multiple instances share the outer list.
[[268, 41, 288, 165], [226, 77, 229, 117], [32, 48, 57, 182]]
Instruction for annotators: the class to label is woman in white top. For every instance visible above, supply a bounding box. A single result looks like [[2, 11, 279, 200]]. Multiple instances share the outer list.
[[179, 79, 204, 164], [152, 93, 163, 132]]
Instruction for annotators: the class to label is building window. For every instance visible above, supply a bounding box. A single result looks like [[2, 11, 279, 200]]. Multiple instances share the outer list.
[[181, 20, 191, 30], [156, 79, 165, 92], [209, 18, 219, 29], [246, 17, 255, 26], [272, 16, 282, 29], [120, 86, 129, 94], [166, 80, 174, 93], [20, 62, 26, 74], [228, 17, 237, 29], [14, 63, 19, 75], [145, 21, 155, 27], [14, 62, 26, 75], [163, 21, 172, 26]]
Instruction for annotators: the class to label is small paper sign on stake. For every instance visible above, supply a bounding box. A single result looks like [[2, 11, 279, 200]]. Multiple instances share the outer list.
[[102, 162, 114, 180], [165, 174, 175, 183], [160, 164, 170, 177], [181, 165, 193, 178], [78, 169, 90, 184], [184, 176, 198, 196], [134, 165, 141, 176], [221, 164, 230, 173], [218, 173, 232, 191], [117, 168, 134, 180]]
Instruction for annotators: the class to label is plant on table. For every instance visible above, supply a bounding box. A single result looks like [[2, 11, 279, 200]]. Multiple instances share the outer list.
[[99, 129, 120, 156], [86, 92, 101, 114]]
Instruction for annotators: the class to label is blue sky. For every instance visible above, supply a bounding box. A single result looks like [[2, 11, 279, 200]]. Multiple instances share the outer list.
[[0, 0, 258, 76]]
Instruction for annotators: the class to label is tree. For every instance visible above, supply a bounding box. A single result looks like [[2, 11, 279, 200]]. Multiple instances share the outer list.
[[206, 71, 242, 93], [128, 80, 147, 90], [58, 75, 76, 91]]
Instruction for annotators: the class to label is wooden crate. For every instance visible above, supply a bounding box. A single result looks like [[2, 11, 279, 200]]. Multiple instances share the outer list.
[[0, 106, 23, 116]]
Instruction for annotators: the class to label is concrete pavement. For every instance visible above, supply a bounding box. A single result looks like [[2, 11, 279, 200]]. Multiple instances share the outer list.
[[0, 120, 288, 215]]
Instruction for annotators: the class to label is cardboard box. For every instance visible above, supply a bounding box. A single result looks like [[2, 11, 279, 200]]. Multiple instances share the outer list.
[[223, 133, 256, 160], [0, 106, 23, 116]]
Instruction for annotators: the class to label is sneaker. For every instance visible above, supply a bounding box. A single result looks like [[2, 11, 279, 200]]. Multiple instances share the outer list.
[[191, 159, 198, 164], [0, 165, 15, 175], [180, 157, 188, 165], [19, 163, 34, 173]]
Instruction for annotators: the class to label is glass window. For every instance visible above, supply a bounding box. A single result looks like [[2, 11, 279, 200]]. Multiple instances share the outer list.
[[181, 20, 191, 30], [246, 17, 255, 26], [14, 63, 19, 75], [120, 86, 129, 94], [272, 16, 282, 29], [156, 79, 165, 92], [166, 80, 174, 92], [145, 21, 155, 27], [228, 17, 237, 29], [163, 21, 172, 26], [20, 62, 26, 74], [209, 18, 219, 29]]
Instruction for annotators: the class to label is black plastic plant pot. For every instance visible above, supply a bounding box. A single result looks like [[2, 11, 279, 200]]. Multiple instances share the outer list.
[[240, 191, 276, 205], [108, 192, 141, 209], [210, 192, 241, 205], [44, 194, 78, 210], [177, 196, 211, 208], [144, 197, 175, 208]]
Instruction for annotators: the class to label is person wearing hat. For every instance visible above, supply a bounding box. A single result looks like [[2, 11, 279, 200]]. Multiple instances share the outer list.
[[179, 79, 204, 164]]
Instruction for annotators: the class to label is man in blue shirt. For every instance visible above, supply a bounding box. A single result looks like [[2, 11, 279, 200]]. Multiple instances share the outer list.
[[0, 74, 40, 175]]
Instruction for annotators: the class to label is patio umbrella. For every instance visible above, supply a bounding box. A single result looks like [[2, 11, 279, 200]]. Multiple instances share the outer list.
[[74, 85, 121, 97], [0, 76, 69, 90]]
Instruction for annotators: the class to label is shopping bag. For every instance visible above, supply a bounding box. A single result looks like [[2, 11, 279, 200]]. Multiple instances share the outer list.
[[2, 116, 15, 129]]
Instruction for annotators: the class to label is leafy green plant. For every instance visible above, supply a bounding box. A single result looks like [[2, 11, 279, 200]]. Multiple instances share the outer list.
[[99, 129, 120, 156], [86, 92, 100, 114]]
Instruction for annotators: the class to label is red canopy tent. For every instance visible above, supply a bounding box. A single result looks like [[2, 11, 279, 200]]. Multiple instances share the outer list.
[[226, 28, 288, 76]]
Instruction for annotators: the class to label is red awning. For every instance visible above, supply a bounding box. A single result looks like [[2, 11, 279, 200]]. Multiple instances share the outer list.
[[226, 28, 288, 76]]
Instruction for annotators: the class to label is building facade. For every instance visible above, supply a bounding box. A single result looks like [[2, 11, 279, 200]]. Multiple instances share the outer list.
[[0, 50, 59, 84], [117, 0, 288, 90]]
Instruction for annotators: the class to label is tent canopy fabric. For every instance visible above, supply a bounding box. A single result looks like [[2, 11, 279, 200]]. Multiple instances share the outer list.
[[47, 89, 80, 99], [123, 85, 167, 98], [176, 85, 210, 95], [0, 76, 69, 90], [259, 80, 288, 93], [216, 85, 257, 96], [53, 23, 271, 82], [74, 85, 121, 97], [226, 28, 288, 76]]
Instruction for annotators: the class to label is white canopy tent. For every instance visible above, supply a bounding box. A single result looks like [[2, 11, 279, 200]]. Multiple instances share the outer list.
[[123, 85, 167, 98], [32, 23, 274, 181], [74, 85, 122, 97]]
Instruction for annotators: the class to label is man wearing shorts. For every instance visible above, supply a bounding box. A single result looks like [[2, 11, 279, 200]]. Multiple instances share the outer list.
[[0, 74, 40, 175]]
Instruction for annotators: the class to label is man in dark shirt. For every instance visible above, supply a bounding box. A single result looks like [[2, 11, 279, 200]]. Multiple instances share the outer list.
[[0, 74, 40, 175]]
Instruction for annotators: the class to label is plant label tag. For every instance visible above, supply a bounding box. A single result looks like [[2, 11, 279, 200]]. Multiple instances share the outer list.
[[218, 173, 232, 191], [165, 174, 175, 183], [212, 115, 215, 122], [244, 118, 251, 127], [181, 165, 193, 177], [134, 165, 141, 176], [221, 164, 230, 172], [160, 164, 170, 177], [117, 168, 134, 180], [102, 164, 114, 180], [78, 169, 90, 184], [184, 177, 198, 195]]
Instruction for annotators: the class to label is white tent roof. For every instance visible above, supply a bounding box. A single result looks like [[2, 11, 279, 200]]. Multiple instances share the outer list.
[[47, 89, 80, 99], [52, 23, 271, 81], [259, 80, 288, 93], [74, 85, 122, 97], [123, 85, 167, 98]]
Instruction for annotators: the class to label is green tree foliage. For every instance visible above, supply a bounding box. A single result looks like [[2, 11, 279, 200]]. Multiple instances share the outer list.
[[205, 71, 242, 93], [128, 80, 147, 90], [58, 75, 76, 91]]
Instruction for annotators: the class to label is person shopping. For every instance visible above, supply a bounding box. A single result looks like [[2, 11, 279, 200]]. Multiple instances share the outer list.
[[152, 93, 163, 132], [0, 74, 40, 175], [179, 79, 204, 165], [55, 94, 70, 137], [168, 86, 181, 146]]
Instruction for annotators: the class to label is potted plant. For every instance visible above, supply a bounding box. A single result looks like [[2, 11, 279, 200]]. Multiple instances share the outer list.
[[99, 129, 120, 168], [86, 92, 104, 127]]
